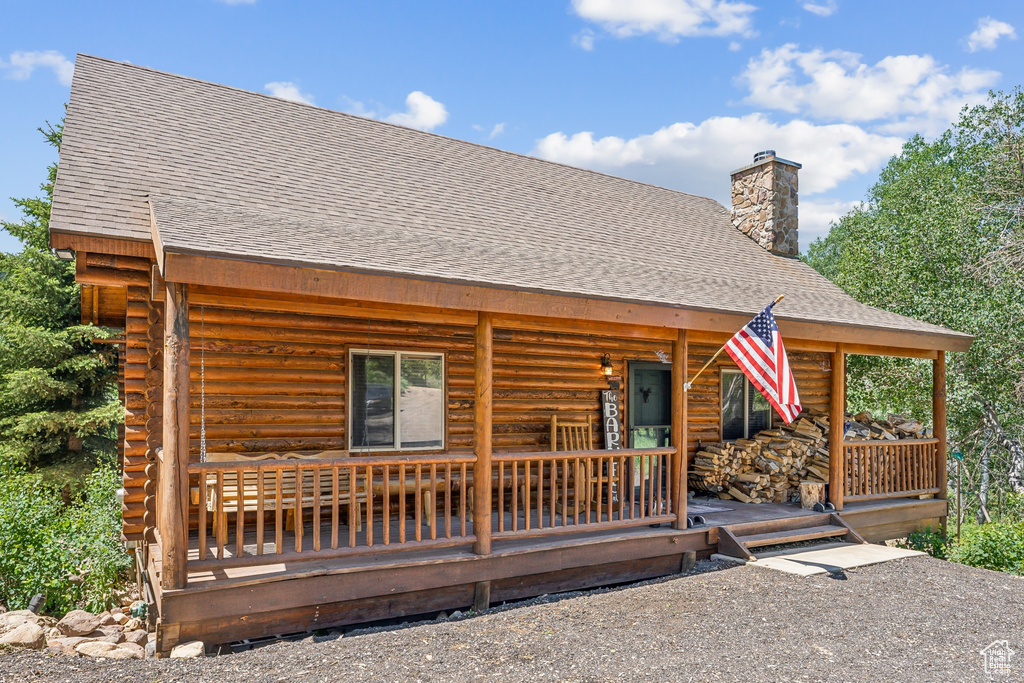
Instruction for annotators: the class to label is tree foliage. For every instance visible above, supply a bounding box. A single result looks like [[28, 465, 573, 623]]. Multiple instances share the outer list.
[[805, 88, 1024, 507], [0, 123, 122, 473]]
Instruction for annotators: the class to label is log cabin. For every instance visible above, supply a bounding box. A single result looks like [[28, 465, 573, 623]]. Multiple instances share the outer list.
[[49, 55, 972, 655]]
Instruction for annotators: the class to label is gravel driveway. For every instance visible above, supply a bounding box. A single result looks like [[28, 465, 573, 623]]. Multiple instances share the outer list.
[[2, 555, 1021, 682]]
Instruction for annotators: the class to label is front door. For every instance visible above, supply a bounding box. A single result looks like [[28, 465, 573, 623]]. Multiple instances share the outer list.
[[628, 362, 672, 448]]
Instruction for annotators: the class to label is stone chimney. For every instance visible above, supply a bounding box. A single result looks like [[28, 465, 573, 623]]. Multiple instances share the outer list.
[[730, 150, 801, 256]]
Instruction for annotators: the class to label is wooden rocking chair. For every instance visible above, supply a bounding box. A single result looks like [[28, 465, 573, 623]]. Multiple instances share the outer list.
[[549, 414, 609, 517]]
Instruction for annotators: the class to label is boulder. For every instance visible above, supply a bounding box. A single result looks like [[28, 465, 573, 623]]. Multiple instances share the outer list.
[[44, 643, 70, 657], [124, 629, 149, 646], [83, 628, 124, 644], [0, 622, 46, 650], [170, 640, 205, 658], [117, 642, 146, 658], [104, 645, 144, 660], [124, 617, 143, 632], [76, 641, 119, 658], [0, 610, 44, 633], [57, 610, 102, 637]]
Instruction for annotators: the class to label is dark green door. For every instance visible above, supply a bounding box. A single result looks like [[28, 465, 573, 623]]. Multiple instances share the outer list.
[[628, 362, 671, 448]]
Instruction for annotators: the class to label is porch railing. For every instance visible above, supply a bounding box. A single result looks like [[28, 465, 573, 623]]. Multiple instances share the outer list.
[[491, 447, 676, 539], [186, 453, 476, 569], [843, 439, 940, 501]]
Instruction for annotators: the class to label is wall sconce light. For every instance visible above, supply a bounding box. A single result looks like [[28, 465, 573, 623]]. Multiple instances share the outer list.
[[601, 353, 614, 377], [53, 248, 75, 261]]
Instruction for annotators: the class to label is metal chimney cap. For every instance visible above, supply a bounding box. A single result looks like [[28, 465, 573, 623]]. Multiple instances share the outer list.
[[753, 150, 776, 163]]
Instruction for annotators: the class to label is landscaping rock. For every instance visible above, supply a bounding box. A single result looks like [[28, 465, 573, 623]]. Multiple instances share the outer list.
[[82, 628, 123, 644], [75, 641, 119, 658], [98, 613, 115, 626], [57, 610, 102, 637], [117, 642, 145, 659], [103, 646, 143, 660], [112, 612, 129, 626], [123, 629, 148, 646], [145, 640, 155, 659], [123, 617, 143, 631], [169, 640, 205, 658], [0, 622, 46, 650], [0, 610, 44, 633]]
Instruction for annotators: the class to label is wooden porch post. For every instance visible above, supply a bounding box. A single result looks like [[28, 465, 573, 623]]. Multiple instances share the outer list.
[[671, 329, 687, 529], [828, 344, 845, 511], [933, 350, 948, 512], [160, 282, 190, 590], [472, 312, 493, 555]]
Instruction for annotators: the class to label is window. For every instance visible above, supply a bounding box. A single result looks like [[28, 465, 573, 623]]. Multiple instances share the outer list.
[[721, 369, 771, 440], [349, 350, 445, 451]]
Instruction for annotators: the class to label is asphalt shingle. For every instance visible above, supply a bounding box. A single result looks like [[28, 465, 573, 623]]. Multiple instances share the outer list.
[[51, 55, 969, 343]]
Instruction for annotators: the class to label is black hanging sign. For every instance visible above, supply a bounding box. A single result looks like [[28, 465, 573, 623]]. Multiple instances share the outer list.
[[602, 389, 623, 450]]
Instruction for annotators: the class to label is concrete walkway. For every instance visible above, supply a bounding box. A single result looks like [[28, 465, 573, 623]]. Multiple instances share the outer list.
[[748, 541, 923, 576]]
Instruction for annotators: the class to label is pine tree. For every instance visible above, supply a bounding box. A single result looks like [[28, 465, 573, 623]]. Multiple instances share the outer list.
[[0, 122, 122, 474]]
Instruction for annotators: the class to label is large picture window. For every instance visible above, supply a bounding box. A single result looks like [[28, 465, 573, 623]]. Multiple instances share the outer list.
[[721, 369, 771, 441], [349, 350, 445, 451]]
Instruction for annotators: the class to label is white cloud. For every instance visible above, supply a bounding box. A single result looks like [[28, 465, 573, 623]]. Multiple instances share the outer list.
[[798, 198, 859, 245], [574, 29, 596, 51], [572, 0, 758, 41], [0, 50, 74, 86], [384, 91, 448, 131], [488, 123, 506, 139], [264, 81, 314, 105], [801, 0, 837, 17], [533, 113, 903, 201], [738, 44, 1000, 134], [966, 17, 1017, 52], [728, 41, 742, 51]]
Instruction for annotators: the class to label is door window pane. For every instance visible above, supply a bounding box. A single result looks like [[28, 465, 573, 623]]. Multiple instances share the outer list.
[[399, 355, 444, 449], [722, 372, 746, 440], [351, 354, 395, 448]]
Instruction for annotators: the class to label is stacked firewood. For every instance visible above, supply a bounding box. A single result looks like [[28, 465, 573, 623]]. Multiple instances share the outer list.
[[689, 410, 831, 504], [689, 408, 932, 504], [843, 411, 933, 440]]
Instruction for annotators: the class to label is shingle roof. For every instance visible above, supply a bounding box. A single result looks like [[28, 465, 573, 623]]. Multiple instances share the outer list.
[[53, 54, 969, 344]]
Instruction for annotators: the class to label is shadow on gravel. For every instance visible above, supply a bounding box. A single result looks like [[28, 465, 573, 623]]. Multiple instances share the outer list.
[[225, 558, 741, 654]]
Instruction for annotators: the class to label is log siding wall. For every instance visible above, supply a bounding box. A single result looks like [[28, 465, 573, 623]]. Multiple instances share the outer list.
[[104, 263, 833, 541]]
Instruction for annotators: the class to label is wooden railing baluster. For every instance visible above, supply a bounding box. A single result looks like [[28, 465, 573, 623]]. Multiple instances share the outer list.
[[198, 473, 207, 561], [383, 464, 391, 546], [399, 463, 407, 544], [414, 464, 422, 542], [332, 466, 339, 550], [256, 468, 264, 555], [216, 470, 225, 560], [313, 467, 321, 552]]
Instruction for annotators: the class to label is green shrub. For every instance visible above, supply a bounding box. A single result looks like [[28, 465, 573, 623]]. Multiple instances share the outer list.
[[950, 522, 1024, 575], [904, 527, 948, 559], [0, 464, 130, 614]]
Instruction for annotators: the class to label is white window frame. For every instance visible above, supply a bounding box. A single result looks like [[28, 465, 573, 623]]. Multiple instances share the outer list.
[[721, 369, 772, 440], [348, 349, 446, 452]]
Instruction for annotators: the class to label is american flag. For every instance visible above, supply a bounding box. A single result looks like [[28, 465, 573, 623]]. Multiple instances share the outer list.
[[724, 301, 802, 424]]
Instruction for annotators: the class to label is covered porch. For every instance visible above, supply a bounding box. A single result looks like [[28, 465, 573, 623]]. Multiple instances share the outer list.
[[142, 282, 953, 654]]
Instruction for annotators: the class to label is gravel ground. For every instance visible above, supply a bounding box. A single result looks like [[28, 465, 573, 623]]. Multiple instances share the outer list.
[[1, 555, 1021, 682]]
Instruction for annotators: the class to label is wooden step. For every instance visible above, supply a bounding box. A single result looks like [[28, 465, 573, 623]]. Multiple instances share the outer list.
[[723, 512, 835, 538], [736, 524, 848, 549]]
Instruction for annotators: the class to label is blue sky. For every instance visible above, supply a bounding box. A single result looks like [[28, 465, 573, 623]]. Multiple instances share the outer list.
[[1, 0, 1021, 254]]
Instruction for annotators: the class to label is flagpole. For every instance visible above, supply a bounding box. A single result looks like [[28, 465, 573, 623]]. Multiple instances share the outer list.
[[683, 295, 784, 392]]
